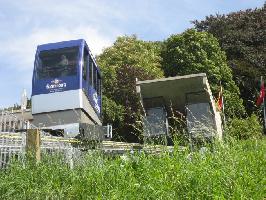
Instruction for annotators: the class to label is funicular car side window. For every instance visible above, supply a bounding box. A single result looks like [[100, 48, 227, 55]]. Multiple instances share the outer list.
[[83, 49, 88, 80], [97, 72, 101, 95], [89, 57, 93, 87], [93, 66, 97, 91]]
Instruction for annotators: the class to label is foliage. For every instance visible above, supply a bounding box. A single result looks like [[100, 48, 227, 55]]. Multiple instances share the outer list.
[[161, 29, 245, 118], [102, 95, 125, 128], [97, 35, 164, 141], [193, 4, 266, 114], [225, 114, 263, 140], [98, 35, 163, 96], [1, 139, 265, 199]]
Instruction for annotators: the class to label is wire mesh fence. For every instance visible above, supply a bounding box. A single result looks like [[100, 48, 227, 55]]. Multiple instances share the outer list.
[[0, 131, 177, 169], [0, 132, 26, 168], [0, 110, 176, 169], [0, 131, 83, 169], [0, 110, 111, 169], [0, 109, 39, 133]]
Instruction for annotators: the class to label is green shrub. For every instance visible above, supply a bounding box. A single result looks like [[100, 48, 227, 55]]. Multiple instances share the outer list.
[[225, 114, 263, 140]]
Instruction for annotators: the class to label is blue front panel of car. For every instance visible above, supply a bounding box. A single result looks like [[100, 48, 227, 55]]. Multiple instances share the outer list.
[[32, 39, 102, 118], [32, 39, 85, 96], [32, 76, 79, 95]]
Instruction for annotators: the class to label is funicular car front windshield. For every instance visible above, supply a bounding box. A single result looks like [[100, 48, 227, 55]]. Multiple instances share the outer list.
[[36, 46, 79, 79]]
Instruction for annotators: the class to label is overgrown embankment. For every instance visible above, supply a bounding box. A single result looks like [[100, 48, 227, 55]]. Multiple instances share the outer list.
[[0, 139, 265, 199]]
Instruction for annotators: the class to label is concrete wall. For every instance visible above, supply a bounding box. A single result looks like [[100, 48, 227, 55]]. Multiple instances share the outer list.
[[203, 78, 223, 140]]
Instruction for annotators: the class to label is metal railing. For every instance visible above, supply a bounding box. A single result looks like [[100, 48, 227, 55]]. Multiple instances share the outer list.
[[0, 132, 26, 168], [0, 110, 37, 133], [0, 131, 81, 169], [0, 110, 178, 169]]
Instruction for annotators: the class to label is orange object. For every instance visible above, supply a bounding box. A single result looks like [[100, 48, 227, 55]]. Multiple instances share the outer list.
[[256, 80, 265, 106], [217, 86, 223, 111]]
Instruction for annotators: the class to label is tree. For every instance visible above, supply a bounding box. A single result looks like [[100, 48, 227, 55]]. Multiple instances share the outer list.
[[193, 4, 266, 114], [97, 35, 164, 141], [161, 29, 245, 118]]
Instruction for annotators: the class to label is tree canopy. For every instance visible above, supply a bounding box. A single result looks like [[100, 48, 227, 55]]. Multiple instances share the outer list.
[[193, 4, 266, 114], [97, 35, 164, 141], [161, 29, 245, 117], [98, 31, 246, 141]]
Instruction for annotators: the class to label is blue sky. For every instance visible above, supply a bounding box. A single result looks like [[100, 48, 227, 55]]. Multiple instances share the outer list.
[[0, 0, 264, 108]]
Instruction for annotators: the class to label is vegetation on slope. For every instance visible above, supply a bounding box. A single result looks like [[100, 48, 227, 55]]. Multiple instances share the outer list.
[[97, 29, 250, 140], [0, 139, 265, 199]]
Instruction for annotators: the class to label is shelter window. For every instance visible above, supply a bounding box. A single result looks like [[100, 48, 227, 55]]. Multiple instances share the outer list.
[[186, 103, 215, 138], [36, 46, 79, 79], [144, 107, 167, 136]]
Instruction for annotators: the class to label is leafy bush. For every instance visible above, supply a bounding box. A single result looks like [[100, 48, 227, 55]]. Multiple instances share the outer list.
[[97, 36, 164, 141], [225, 114, 263, 140], [102, 95, 124, 126]]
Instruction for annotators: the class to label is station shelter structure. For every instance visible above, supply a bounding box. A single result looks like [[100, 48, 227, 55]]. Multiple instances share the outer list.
[[136, 73, 223, 143]]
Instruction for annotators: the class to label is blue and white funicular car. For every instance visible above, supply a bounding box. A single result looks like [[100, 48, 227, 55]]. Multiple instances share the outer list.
[[31, 39, 103, 139]]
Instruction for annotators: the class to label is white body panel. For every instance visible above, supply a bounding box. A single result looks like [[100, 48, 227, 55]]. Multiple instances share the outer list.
[[32, 89, 101, 125], [32, 89, 82, 114]]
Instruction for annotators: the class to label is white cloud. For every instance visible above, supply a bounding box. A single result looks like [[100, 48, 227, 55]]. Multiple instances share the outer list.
[[0, 0, 122, 107], [0, 0, 125, 72], [0, 26, 115, 71], [0, 25, 116, 107]]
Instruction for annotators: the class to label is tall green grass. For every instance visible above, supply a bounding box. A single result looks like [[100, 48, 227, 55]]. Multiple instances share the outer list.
[[0, 139, 265, 199]]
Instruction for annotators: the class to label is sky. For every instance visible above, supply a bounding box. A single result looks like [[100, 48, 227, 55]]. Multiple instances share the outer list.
[[0, 0, 264, 108]]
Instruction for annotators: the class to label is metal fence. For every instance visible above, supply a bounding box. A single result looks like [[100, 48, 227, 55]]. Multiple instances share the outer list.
[[0, 131, 82, 169], [0, 110, 37, 132], [0, 132, 26, 168], [0, 110, 115, 169], [0, 110, 175, 169]]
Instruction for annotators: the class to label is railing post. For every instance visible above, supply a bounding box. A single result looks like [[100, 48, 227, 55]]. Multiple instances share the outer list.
[[106, 124, 113, 138], [3, 112, 7, 132], [110, 124, 113, 138], [0, 111, 3, 132], [8, 112, 11, 132], [26, 129, 41, 162], [107, 124, 109, 138]]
